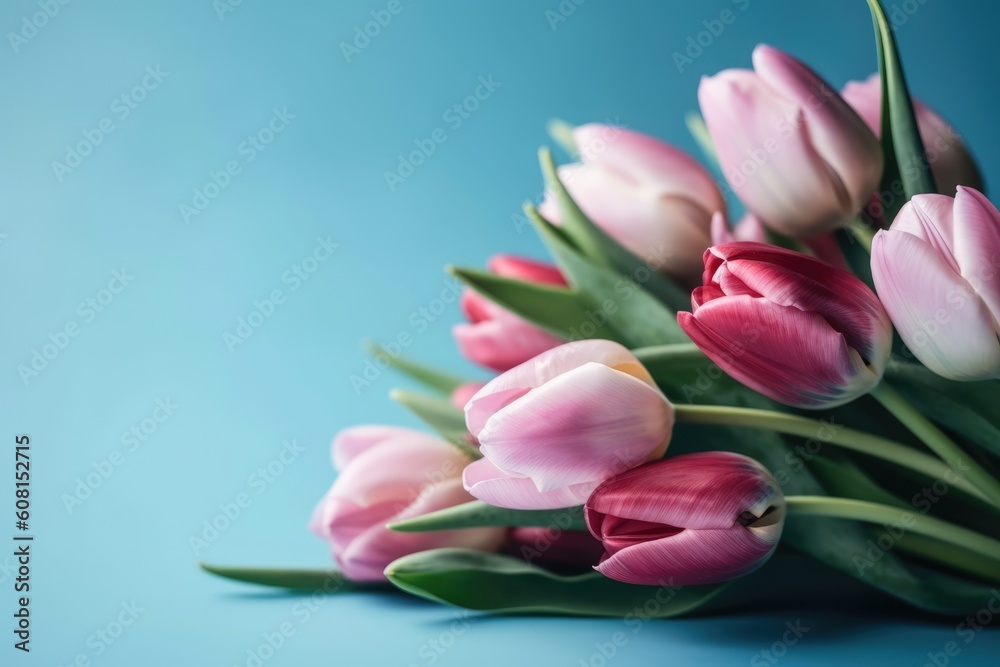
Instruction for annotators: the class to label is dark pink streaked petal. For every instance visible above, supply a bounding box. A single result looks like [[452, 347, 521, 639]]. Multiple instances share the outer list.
[[488, 254, 566, 287]]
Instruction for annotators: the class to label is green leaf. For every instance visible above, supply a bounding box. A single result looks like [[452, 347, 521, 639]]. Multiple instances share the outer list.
[[526, 204, 689, 347], [389, 501, 586, 533], [389, 390, 479, 459], [448, 265, 590, 341], [684, 111, 718, 167], [546, 118, 580, 159], [365, 341, 470, 395], [538, 147, 691, 312], [887, 361, 1000, 459], [867, 0, 936, 212], [199, 563, 370, 591], [385, 548, 726, 616]]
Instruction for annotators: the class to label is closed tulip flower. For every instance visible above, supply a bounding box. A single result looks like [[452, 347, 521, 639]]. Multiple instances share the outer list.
[[462, 340, 675, 510], [310, 426, 505, 581], [538, 124, 726, 284], [678, 242, 892, 408], [842, 74, 983, 197], [454, 255, 566, 372], [585, 452, 785, 586], [699, 45, 883, 237], [871, 187, 1000, 381]]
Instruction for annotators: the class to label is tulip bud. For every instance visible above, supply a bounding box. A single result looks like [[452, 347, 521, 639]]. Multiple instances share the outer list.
[[453, 254, 566, 372], [871, 187, 1000, 381], [699, 45, 883, 237], [538, 124, 726, 284], [585, 452, 785, 586], [462, 340, 675, 510], [842, 74, 984, 197], [310, 426, 505, 581], [678, 242, 892, 408]]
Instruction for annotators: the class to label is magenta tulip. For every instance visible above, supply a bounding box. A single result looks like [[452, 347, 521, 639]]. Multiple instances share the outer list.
[[842, 74, 983, 197], [310, 426, 505, 581], [678, 242, 892, 408], [586, 452, 785, 586], [453, 255, 566, 372], [711, 211, 847, 270], [699, 45, 883, 237], [538, 123, 726, 284], [462, 340, 675, 510], [872, 187, 1000, 381]]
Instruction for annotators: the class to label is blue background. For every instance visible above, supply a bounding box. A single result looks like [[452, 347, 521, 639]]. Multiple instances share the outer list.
[[2, 0, 999, 664]]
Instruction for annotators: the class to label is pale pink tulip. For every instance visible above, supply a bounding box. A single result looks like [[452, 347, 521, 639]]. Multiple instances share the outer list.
[[678, 242, 892, 408], [539, 124, 725, 284], [450, 382, 486, 409], [586, 452, 785, 586], [871, 187, 1000, 381], [699, 45, 883, 237], [310, 426, 505, 581], [462, 340, 675, 510], [842, 74, 983, 197], [453, 255, 566, 372]]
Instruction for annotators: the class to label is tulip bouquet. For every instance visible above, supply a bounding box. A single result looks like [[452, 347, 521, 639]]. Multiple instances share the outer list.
[[203, 1, 1000, 618]]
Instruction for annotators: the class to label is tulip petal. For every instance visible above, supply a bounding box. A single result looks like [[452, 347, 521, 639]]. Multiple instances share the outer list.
[[953, 187, 1000, 319], [462, 458, 595, 509], [678, 296, 878, 407], [586, 453, 780, 530], [453, 316, 564, 373], [593, 525, 776, 586], [488, 254, 566, 286], [571, 124, 726, 214], [872, 229, 1000, 380], [753, 44, 882, 212], [477, 363, 673, 492], [332, 425, 437, 471]]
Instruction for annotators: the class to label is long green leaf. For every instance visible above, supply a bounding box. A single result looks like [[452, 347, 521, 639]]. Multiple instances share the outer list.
[[385, 548, 726, 616], [867, 0, 936, 213], [365, 341, 470, 394], [199, 563, 369, 591], [389, 390, 479, 459], [526, 205, 688, 346], [389, 501, 586, 533]]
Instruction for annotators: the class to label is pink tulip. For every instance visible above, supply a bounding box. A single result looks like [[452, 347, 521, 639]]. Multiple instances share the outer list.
[[450, 382, 486, 409], [871, 187, 1000, 381], [309, 426, 505, 581], [841, 74, 983, 197], [462, 340, 675, 510], [699, 45, 883, 237], [538, 124, 726, 284], [678, 242, 892, 408], [453, 255, 566, 372], [585, 452, 785, 586]]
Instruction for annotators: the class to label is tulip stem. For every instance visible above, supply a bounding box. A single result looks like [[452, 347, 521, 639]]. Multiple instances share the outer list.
[[870, 382, 1000, 508], [672, 404, 990, 503], [785, 496, 1000, 583]]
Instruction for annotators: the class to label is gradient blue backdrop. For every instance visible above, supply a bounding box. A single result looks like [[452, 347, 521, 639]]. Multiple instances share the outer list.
[[3, 0, 999, 664]]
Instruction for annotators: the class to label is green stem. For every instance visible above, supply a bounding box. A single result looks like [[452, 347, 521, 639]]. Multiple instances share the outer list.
[[848, 219, 876, 252], [673, 404, 989, 504], [871, 382, 1000, 508], [786, 496, 1000, 582]]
